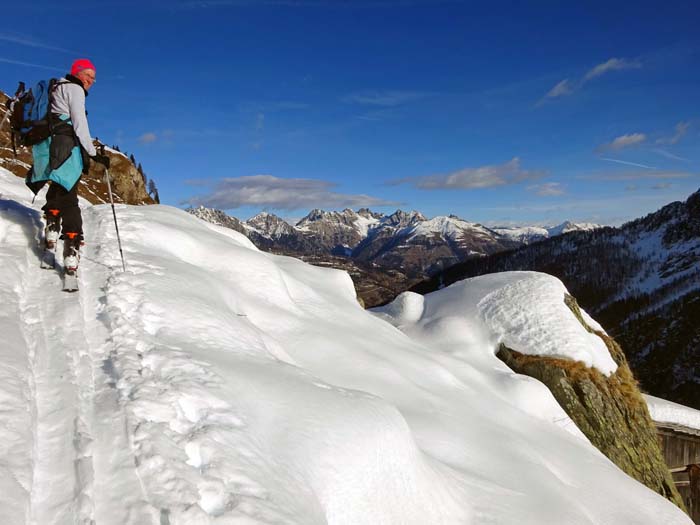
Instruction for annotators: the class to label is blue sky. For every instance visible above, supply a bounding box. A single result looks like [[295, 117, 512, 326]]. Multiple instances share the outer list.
[[2, 1, 699, 226]]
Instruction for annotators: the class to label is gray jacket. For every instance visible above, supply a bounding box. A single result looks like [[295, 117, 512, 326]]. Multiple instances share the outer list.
[[51, 78, 97, 157]]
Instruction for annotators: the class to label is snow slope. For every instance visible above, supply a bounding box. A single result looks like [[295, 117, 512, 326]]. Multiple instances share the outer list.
[[406, 215, 494, 242], [493, 221, 602, 244], [0, 167, 691, 525]]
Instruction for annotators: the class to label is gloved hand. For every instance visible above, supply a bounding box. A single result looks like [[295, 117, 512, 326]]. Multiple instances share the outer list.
[[92, 153, 110, 169]]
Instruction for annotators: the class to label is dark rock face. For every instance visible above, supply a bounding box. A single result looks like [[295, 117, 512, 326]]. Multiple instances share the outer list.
[[246, 212, 296, 238], [353, 229, 460, 277], [382, 209, 426, 228], [296, 208, 370, 253], [414, 189, 700, 409], [497, 295, 686, 512]]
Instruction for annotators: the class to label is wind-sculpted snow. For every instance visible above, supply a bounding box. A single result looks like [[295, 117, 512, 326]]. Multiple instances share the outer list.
[[476, 273, 617, 374], [0, 167, 692, 524], [379, 272, 617, 373]]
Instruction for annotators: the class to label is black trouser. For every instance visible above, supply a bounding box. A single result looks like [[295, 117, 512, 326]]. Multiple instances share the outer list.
[[42, 179, 82, 240]]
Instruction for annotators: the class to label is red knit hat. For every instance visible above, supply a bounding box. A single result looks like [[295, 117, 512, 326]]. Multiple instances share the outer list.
[[71, 58, 96, 76]]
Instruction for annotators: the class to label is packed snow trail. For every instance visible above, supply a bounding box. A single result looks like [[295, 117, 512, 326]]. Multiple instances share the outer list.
[[0, 193, 94, 524], [20, 243, 93, 524], [0, 181, 155, 524], [0, 168, 693, 524]]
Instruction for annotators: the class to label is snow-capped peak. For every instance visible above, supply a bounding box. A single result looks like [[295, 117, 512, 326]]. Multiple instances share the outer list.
[[407, 215, 490, 241], [547, 221, 602, 237], [245, 212, 294, 238], [382, 209, 427, 228]]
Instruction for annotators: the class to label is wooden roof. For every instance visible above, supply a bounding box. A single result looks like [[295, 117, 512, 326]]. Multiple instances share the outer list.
[[656, 421, 700, 438]]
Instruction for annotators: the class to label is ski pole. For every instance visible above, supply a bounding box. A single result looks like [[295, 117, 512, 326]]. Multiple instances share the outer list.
[[101, 146, 127, 272]]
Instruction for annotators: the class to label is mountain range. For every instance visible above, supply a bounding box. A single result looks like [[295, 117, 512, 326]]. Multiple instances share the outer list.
[[188, 205, 599, 305]]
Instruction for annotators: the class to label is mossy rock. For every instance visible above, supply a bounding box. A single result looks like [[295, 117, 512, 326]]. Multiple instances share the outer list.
[[496, 294, 686, 512]]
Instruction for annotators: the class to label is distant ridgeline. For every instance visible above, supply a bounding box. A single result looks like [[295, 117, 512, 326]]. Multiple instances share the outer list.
[[412, 188, 700, 411], [0, 89, 156, 206], [187, 206, 600, 308]]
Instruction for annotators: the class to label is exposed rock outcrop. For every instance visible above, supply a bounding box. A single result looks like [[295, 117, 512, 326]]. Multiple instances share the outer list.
[[88, 147, 153, 205], [496, 294, 686, 512]]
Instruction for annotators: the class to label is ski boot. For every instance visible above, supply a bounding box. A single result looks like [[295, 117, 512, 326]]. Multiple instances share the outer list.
[[40, 209, 61, 269], [62, 232, 82, 292]]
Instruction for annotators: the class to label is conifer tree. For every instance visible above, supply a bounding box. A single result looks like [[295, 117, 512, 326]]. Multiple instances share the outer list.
[[148, 179, 160, 203]]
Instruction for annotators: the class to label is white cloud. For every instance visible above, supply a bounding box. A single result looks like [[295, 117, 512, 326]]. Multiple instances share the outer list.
[[597, 133, 646, 152], [528, 182, 565, 196], [139, 132, 158, 144], [656, 121, 689, 145], [545, 79, 574, 99], [583, 58, 641, 82], [651, 182, 672, 190], [185, 175, 400, 210], [342, 90, 428, 107], [391, 158, 545, 190], [540, 56, 641, 104]]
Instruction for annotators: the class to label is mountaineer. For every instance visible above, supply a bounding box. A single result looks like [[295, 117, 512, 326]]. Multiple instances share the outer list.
[[26, 58, 110, 279]]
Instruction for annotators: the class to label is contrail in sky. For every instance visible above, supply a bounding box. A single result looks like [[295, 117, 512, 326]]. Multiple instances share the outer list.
[[599, 157, 656, 169]]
